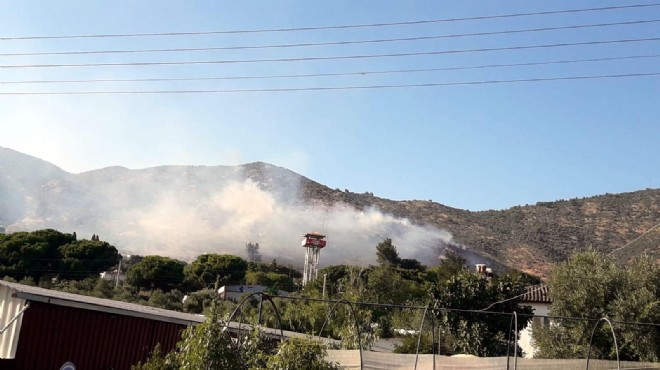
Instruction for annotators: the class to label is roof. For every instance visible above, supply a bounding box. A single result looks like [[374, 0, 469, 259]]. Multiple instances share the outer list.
[[0, 280, 205, 326], [304, 232, 326, 238], [520, 285, 552, 304]]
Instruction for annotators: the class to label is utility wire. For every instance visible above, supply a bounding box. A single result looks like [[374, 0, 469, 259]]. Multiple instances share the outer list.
[[479, 285, 546, 311], [2, 72, 658, 95], [274, 295, 660, 327], [608, 221, 660, 256], [4, 36, 660, 69], [2, 3, 660, 40], [4, 19, 660, 57], [2, 54, 659, 85]]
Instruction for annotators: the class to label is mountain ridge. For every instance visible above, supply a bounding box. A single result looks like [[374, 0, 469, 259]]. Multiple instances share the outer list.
[[1, 147, 657, 277]]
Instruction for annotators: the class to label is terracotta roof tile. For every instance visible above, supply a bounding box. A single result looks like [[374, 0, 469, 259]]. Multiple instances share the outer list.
[[520, 285, 552, 304]]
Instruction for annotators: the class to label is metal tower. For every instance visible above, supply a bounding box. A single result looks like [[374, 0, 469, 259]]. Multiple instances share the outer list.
[[301, 232, 326, 286]]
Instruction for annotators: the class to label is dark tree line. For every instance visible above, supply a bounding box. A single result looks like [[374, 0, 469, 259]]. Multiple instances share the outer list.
[[0, 229, 120, 282]]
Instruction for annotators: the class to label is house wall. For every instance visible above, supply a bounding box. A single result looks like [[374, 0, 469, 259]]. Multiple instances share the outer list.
[[13, 301, 186, 370], [0, 285, 27, 359], [518, 302, 550, 358]]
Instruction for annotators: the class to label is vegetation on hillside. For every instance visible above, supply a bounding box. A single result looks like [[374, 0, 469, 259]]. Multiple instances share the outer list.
[[1, 228, 657, 363], [299, 179, 659, 277], [533, 250, 659, 362]]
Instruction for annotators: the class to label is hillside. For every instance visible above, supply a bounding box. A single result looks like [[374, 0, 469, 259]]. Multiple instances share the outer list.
[[1, 147, 657, 277], [299, 178, 659, 276]]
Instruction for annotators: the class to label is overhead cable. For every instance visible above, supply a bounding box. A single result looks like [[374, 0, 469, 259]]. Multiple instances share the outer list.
[[3, 19, 660, 57], [608, 221, 660, 256], [3, 36, 660, 69], [2, 54, 659, 85], [1, 72, 658, 95], [2, 3, 659, 40]]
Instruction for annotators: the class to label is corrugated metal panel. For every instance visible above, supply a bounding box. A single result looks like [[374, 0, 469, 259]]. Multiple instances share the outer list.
[[0, 281, 204, 326], [14, 301, 187, 370], [0, 285, 27, 359]]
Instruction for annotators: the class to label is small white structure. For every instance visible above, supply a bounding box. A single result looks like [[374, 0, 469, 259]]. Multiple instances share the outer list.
[[217, 285, 288, 302], [518, 285, 552, 358]]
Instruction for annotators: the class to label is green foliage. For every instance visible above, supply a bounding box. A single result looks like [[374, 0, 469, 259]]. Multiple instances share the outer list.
[[394, 333, 436, 354], [430, 271, 532, 356], [248, 261, 302, 279], [0, 229, 76, 282], [147, 289, 183, 311], [0, 229, 119, 283], [184, 254, 247, 290], [365, 265, 423, 304], [245, 271, 295, 292], [376, 238, 401, 266], [182, 288, 218, 314], [168, 303, 243, 369], [266, 337, 339, 370], [399, 258, 425, 271], [58, 239, 120, 280], [533, 251, 659, 361], [131, 344, 176, 370], [126, 256, 185, 292]]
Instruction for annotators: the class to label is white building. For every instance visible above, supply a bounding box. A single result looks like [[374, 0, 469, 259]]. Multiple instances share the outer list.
[[518, 285, 552, 358]]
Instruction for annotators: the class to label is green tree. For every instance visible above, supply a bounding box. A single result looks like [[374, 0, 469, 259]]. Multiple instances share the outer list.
[[126, 256, 185, 292], [266, 337, 339, 370], [0, 229, 76, 282], [376, 238, 401, 266], [133, 300, 243, 370], [182, 288, 218, 314], [58, 239, 120, 280], [430, 271, 533, 356], [245, 271, 295, 292], [183, 254, 247, 290], [147, 289, 184, 311], [533, 251, 659, 361]]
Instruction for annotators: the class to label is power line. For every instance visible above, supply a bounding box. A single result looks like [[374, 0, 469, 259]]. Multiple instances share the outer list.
[[4, 19, 660, 57], [608, 221, 660, 256], [274, 295, 660, 327], [3, 36, 660, 69], [1, 72, 658, 95], [479, 285, 546, 311], [2, 54, 659, 85], [3, 3, 660, 40]]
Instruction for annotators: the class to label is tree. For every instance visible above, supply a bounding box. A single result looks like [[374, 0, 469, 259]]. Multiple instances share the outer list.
[[134, 300, 243, 370], [245, 271, 295, 292], [58, 239, 120, 280], [376, 238, 401, 266], [245, 242, 262, 263], [183, 254, 248, 290], [0, 229, 76, 282], [126, 256, 185, 292], [266, 338, 339, 370], [533, 251, 659, 361], [430, 271, 533, 356]]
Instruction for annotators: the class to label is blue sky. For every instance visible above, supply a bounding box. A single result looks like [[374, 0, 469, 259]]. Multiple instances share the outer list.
[[1, 1, 658, 211]]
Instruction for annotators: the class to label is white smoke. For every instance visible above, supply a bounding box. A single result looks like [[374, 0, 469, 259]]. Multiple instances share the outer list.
[[4, 162, 455, 268]]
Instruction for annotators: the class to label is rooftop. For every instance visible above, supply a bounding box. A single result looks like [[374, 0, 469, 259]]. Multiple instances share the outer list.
[[0, 280, 204, 326], [520, 285, 552, 304]]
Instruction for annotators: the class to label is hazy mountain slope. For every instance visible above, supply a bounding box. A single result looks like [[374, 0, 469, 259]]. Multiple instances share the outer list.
[[299, 176, 659, 276], [1, 147, 657, 277]]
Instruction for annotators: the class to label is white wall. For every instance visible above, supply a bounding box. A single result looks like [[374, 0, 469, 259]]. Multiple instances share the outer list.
[[518, 302, 550, 358]]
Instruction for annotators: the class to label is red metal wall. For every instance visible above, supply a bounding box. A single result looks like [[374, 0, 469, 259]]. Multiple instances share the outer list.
[[13, 301, 187, 370]]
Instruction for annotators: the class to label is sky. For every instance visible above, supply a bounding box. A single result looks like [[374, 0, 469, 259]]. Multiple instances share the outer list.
[[1, 1, 659, 211]]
